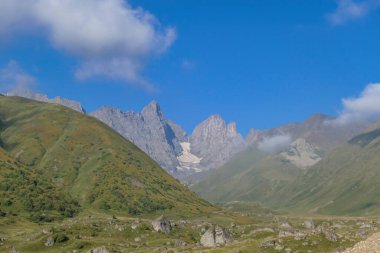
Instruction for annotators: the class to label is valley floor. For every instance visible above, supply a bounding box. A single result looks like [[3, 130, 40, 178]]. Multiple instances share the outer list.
[[1, 209, 379, 253]]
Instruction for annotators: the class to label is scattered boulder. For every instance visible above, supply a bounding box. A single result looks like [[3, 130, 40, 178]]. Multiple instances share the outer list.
[[87, 246, 110, 253], [174, 239, 187, 247], [304, 220, 315, 230], [360, 223, 373, 229], [275, 244, 285, 250], [42, 229, 52, 235], [294, 231, 307, 240], [134, 237, 141, 243], [279, 222, 293, 231], [261, 239, 276, 248], [44, 237, 54, 247], [323, 230, 339, 242], [200, 225, 232, 247], [10, 248, 20, 253], [151, 215, 172, 234], [279, 231, 294, 238], [356, 229, 367, 238]]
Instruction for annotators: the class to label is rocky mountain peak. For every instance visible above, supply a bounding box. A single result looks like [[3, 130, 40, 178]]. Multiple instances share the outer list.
[[226, 122, 239, 137], [142, 101, 162, 118], [91, 101, 185, 176], [190, 115, 246, 169]]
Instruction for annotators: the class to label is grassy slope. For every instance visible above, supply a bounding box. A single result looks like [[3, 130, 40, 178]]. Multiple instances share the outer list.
[[192, 148, 302, 206], [0, 146, 80, 220], [195, 124, 380, 216], [0, 96, 213, 217], [272, 127, 380, 216]]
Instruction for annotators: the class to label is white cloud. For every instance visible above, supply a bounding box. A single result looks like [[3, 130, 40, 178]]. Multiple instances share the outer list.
[[257, 134, 292, 153], [0, 0, 176, 90], [327, 0, 380, 25], [333, 83, 380, 125], [0, 61, 37, 92]]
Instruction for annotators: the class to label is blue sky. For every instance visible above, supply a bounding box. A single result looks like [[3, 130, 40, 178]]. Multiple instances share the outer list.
[[0, 0, 380, 135]]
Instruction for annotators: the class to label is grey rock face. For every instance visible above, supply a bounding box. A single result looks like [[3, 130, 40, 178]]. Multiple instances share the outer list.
[[190, 115, 246, 170], [151, 215, 172, 234], [91, 102, 185, 175], [6, 90, 85, 113], [200, 225, 232, 247], [280, 138, 322, 168]]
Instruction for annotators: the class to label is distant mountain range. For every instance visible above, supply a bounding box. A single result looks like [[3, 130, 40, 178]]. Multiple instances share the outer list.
[[6, 90, 247, 182], [4, 90, 380, 217], [4, 90, 369, 185], [193, 116, 380, 216]]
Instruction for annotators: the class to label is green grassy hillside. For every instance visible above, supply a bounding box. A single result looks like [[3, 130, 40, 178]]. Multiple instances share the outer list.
[[0, 96, 212, 219], [192, 148, 302, 205], [272, 127, 380, 216], [194, 126, 380, 216]]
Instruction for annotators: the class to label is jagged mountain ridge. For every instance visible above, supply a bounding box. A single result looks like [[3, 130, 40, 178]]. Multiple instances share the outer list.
[[90, 102, 184, 175], [6, 91, 366, 183], [4, 91, 247, 180], [6, 89, 86, 113]]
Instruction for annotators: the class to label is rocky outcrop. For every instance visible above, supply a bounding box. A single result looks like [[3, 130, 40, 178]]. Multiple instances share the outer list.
[[6, 90, 85, 113], [200, 225, 232, 247], [91, 102, 184, 175], [280, 138, 322, 168], [190, 115, 246, 170], [151, 215, 172, 234]]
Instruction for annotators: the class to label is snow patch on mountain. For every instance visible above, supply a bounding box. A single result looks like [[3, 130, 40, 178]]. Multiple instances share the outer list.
[[177, 142, 202, 173]]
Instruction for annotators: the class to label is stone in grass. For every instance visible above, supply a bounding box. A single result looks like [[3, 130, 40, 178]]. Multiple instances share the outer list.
[[323, 230, 339, 242], [261, 239, 276, 248], [304, 220, 315, 230], [174, 239, 187, 247], [200, 225, 232, 247], [87, 246, 110, 253], [10, 248, 20, 253], [151, 215, 172, 234], [279, 230, 294, 238], [44, 237, 54, 247]]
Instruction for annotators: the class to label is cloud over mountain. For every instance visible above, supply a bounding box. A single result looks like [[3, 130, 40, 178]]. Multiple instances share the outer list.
[[0, 0, 176, 90], [333, 83, 380, 125], [257, 134, 292, 153]]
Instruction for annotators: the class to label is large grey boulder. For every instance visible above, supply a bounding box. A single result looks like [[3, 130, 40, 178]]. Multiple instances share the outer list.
[[151, 215, 172, 234], [200, 225, 232, 247]]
